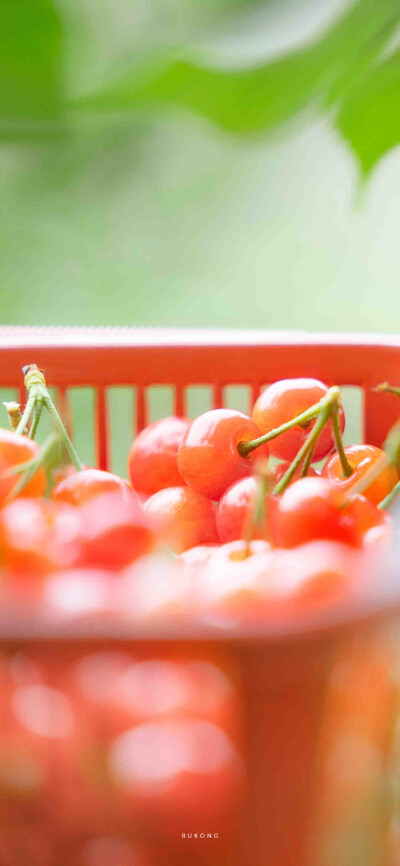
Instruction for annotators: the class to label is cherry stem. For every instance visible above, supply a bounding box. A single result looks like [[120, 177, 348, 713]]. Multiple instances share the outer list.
[[338, 452, 390, 506], [238, 386, 341, 458], [28, 398, 43, 440], [19, 365, 83, 472], [273, 405, 331, 495], [378, 475, 400, 510], [15, 393, 36, 436], [4, 433, 60, 502], [43, 394, 82, 471], [300, 438, 317, 477], [331, 407, 353, 478], [244, 474, 269, 555], [375, 382, 400, 398]]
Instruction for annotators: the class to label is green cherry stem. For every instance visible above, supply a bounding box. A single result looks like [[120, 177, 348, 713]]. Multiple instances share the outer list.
[[244, 473, 270, 555], [43, 394, 82, 471], [28, 398, 44, 440], [15, 393, 36, 436], [375, 382, 400, 398], [300, 437, 317, 477], [378, 475, 400, 510], [238, 386, 341, 458], [272, 405, 331, 496], [21, 365, 83, 472], [4, 433, 60, 502], [331, 407, 353, 478]]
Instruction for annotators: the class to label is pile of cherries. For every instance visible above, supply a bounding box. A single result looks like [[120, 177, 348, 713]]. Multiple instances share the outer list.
[[0, 371, 398, 626]]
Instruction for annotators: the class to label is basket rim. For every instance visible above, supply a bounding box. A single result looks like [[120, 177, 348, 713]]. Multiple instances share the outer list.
[[1, 325, 400, 348]]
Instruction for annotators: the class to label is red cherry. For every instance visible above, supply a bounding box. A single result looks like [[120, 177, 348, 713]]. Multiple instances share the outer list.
[[197, 539, 275, 622], [266, 540, 360, 614], [0, 498, 81, 578], [177, 409, 269, 501], [0, 429, 46, 503], [144, 486, 218, 553], [269, 477, 354, 548], [322, 444, 398, 506], [77, 491, 154, 570], [52, 468, 136, 506], [217, 477, 267, 544], [128, 416, 190, 496], [176, 544, 219, 577], [339, 494, 392, 545], [252, 378, 344, 462]]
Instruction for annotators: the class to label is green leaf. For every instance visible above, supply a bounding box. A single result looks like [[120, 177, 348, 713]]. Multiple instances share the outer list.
[[75, 0, 400, 136], [336, 49, 400, 175], [0, 0, 63, 127]]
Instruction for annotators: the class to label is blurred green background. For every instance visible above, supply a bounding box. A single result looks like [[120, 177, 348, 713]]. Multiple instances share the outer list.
[[1, 0, 400, 333]]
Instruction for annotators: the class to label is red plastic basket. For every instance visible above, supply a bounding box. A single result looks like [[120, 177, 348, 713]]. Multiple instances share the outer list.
[[1, 326, 400, 866]]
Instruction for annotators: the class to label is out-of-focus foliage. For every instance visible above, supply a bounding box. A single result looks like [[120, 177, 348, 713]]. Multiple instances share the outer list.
[[0, 0, 63, 130], [1, 0, 400, 173], [75, 0, 400, 175], [0, 0, 400, 338]]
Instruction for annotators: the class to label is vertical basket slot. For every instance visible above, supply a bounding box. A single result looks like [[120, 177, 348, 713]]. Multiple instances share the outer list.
[[67, 388, 96, 468], [147, 386, 175, 424], [339, 386, 364, 447], [223, 385, 252, 415], [186, 386, 213, 419], [107, 387, 134, 479]]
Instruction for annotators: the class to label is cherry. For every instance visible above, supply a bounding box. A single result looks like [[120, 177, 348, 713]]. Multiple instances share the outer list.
[[267, 540, 360, 614], [0, 429, 46, 503], [52, 467, 136, 506], [252, 378, 344, 462], [177, 409, 269, 501], [339, 494, 392, 546], [0, 498, 81, 578], [128, 416, 190, 496], [144, 486, 218, 553], [197, 539, 274, 622], [269, 476, 354, 548], [77, 491, 154, 570], [217, 476, 267, 544], [322, 444, 398, 506]]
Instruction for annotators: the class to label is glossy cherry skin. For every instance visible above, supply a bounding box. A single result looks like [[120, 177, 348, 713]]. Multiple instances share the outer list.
[[144, 485, 218, 553], [322, 444, 398, 506], [252, 378, 344, 462], [269, 476, 354, 548], [339, 493, 392, 546], [77, 491, 154, 570], [128, 416, 190, 496], [177, 409, 269, 501], [0, 429, 46, 503], [217, 477, 267, 544], [52, 468, 136, 506]]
